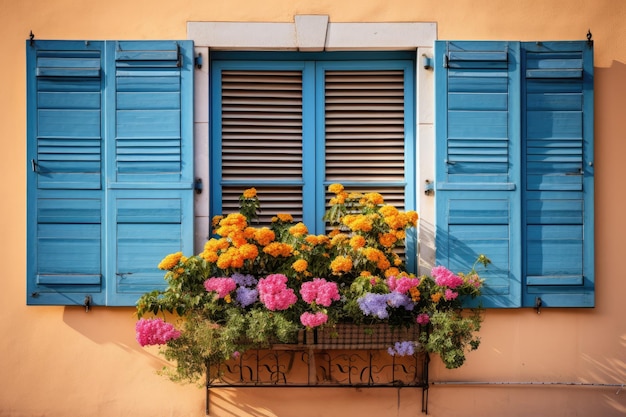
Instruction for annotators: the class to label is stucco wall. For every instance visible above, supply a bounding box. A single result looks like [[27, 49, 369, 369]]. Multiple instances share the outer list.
[[2, 1, 625, 416]]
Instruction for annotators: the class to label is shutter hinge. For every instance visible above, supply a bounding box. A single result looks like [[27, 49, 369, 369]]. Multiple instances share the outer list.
[[587, 29, 593, 47], [535, 297, 542, 314], [177, 44, 182, 68], [31, 159, 38, 172], [84, 295, 92, 312], [29, 30, 35, 46], [444, 54, 449, 68], [194, 178, 203, 194], [195, 53, 203, 69]]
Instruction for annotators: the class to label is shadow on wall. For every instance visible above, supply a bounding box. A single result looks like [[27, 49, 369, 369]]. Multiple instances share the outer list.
[[61, 305, 168, 366]]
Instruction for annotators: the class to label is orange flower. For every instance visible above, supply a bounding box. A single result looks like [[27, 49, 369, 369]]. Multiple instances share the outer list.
[[328, 183, 344, 194], [378, 232, 397, 247], [243, 188, 257, 199], [431, 292, 442, 303], [158, 252, 183, 270], [349, 235, 366, 250], [409, 287, 421, 302], [263, 242, 293, 258], [274, 213, 293, 223], [289, 222, 308, 237], [292, 259, 308, 273], [254, 228, 275, 246], [330, 256, 352, 274], [239, 243, 259, 260]]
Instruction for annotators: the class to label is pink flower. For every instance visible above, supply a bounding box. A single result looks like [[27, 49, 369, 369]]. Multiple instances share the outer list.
[[300, 311, 328, 328], [444, 289, 459, 301], [299, 278, 340, 307], [204, 277, 237, 298], [135, 318, 181, 347], [257, 274, 297, 311], [431, 266, 464, 289], [387, 275, 420, 294], [416, 313, 430, 325]]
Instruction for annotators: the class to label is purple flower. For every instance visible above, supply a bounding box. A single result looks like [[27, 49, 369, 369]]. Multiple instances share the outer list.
[[235, 286, 258, 307], [231, 273, 257, 287], [386, 292, 414, 311], [387, 341, 416, 357], [357, 293, 389, 319]]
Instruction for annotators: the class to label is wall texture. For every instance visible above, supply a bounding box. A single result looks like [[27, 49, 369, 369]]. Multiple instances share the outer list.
[[2, 1, 625, 416]]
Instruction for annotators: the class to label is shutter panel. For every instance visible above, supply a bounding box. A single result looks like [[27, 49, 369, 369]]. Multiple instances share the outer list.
[[522, 41, 594, 307], [435, 41, 522, 307], [319, 61, 416, 271], [107, 41, 194, 306], [211, 63, 307, 226], [27, 41, 105, 305]]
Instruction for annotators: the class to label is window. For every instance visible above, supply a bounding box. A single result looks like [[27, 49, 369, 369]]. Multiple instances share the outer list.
[[26, 40, 195, 306], [435, 41, 594, 307], [209, 52, 417, 271]]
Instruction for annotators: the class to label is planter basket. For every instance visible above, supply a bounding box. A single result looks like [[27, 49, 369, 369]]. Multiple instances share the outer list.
[[303, 323, 421, 350]]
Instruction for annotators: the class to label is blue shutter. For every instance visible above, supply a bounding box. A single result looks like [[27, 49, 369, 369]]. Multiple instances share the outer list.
[[106, 41, 194, 306], [435, 41, 522, 308], [27, 40, 194, 307], [436, 40, 594, 308], [27, 41, 106, 305], [522, 41, 594, 307]]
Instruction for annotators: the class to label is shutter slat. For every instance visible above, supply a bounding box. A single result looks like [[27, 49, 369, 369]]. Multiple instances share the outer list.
[[324, 69, 405, 185]]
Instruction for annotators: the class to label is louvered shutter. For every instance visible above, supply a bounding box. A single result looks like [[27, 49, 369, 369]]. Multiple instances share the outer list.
[[319, 61, 416, 269], [522, 41, 594, 307], [435, 41, 594, 308], [435, 41, 522, 308], [107, 41, 194, 305], [27, 40, 194, 306], [211, 62, 309, 226], [27, 41, 105, 305]]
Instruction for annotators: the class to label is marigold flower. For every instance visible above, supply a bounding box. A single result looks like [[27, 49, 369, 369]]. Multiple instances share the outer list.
[[330, 255, 352, 274], [254, 228, 275, 246], [378, 232, 397, 247], [211, 215, 223, 228], [379, 205, 399, 217], [431, 292, 442, 303], [242, 188, 257, 199], [409, 287, 421, 302], [363, 192, 384, 205], [289, 222, 308, 237], [275, 213, 293, 223], [292, 259, 308, 273], [349, 235, 366, 250], [263, 242, 293, 258], [239, 243, 259, 260], [328, 183, 344, 194], [406, 210, 419, 226], [158, 252, 183, 270]]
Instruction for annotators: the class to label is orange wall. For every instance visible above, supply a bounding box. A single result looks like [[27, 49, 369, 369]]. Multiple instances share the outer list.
[[2, 1, 626, 416]]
